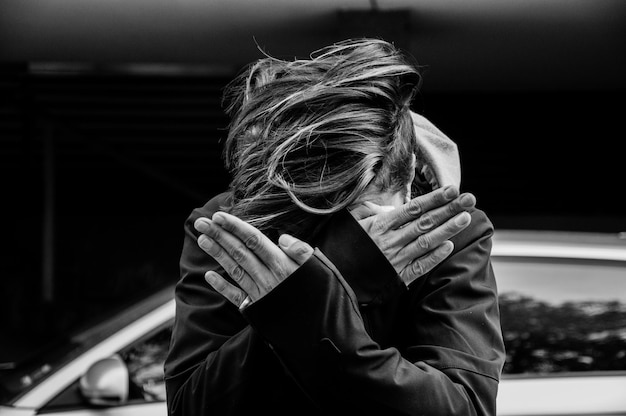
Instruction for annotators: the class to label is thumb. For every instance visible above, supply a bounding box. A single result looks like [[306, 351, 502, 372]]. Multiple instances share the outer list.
[[278, 234, 314, 266]]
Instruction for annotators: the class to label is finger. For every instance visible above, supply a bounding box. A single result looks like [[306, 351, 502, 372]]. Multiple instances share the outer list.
[[422, 210, 472, 249], [400, 241, 454, 286], [278, 234, 314, 266], [197, 216, 261, 275], [377, 186, 459, 231], [200, 217, 286, 291], [213, 212, 284, 266], [393, 192, 475, 246], [395, 211, 471, 266], [205, 270, 249, 308], [212, 212, 296, 278], [197, 233, 262, 299], [415, 192, 475, 236], [201, 220, 276, 292]]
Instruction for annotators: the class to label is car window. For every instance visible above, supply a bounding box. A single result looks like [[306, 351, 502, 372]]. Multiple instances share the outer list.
[[493, 257, 626, 375], [2, 287, 175, 408], [120, 322, 172, 402]]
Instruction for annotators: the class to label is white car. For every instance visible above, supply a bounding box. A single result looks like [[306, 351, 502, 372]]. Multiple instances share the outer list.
[[0, 286, 174, 416], [492, 229, 626, 415], [1, 230, 625, 415]]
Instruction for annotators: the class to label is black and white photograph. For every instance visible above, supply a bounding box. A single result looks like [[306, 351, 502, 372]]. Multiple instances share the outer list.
[[1, 1, 625, 415]]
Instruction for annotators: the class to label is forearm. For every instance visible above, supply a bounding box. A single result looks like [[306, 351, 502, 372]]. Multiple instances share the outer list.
[[166, 203, 273, 415], [166, 326, 259, 415], [243, 249, 484, 415], [166, 310, 324, 416]]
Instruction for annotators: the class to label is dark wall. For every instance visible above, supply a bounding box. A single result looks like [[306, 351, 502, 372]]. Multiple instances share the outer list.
[[1, 67, 232, 348], [414, 90, 624, 231]]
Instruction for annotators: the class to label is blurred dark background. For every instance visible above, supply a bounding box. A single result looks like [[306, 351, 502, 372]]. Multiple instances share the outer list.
[[1, 0, 624, 359]]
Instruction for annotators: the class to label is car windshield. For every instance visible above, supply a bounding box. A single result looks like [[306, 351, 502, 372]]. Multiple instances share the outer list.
[[493, 230, 626, 376], [0, 285, 174, 405]]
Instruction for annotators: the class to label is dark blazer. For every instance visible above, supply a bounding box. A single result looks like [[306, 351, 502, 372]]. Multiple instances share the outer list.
[[164, 191, 505, 415]]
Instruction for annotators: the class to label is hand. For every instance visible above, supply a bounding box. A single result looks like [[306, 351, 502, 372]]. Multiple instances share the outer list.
[[194, 212, 314, 309], [350, 186, 475, 286]]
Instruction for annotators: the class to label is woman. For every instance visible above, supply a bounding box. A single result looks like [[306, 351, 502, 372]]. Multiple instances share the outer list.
[[164, 39, 505, 415]]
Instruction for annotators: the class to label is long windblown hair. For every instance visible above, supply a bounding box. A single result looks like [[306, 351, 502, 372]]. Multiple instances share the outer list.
[[221, 38, 422, 241]]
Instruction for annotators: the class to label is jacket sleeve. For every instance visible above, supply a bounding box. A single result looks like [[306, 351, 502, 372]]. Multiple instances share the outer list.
[[164, 198, 278, 415], [241, 208, 505, 416], [165, 196, 346, 415], [401, 208, 505, 415]]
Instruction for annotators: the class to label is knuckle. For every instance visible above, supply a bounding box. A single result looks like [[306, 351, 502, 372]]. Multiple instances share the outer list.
[[411, 259, 424, 276], [408, 199, 423, 216], [231, 246, 246, 262], [244, 233, 262, 250], [418, 214, 433, 231], [411, 221, 423, 237], [372, 218, 388, 233], [417, 234, 431, 250], [211, 247, 223, 259], [233, 292, 245, 307], [410, 220, 421, 235], [230, 265, 245, 281]]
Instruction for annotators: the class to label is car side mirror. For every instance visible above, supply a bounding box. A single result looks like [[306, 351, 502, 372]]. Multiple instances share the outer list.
[[79, 354, 129, 406]]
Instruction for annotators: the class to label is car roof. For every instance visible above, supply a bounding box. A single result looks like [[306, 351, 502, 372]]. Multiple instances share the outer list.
[[492, 229, 626, 262]]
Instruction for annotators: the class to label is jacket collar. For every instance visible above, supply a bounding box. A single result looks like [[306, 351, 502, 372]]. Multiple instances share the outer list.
[[311, 209, 406, 305]]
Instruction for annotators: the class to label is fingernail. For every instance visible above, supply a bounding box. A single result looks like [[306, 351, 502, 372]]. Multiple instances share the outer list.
[[443, 186, 458, 200], [455, 212, 471, 226], [212, 212, 225, 225], [459, 194, 475, 208], [205, 272, 216, 285], [278, 234, 297, 249], [195, 218, 210, 232], [443, 240, 454, 254], [198, 234, 213, 249]]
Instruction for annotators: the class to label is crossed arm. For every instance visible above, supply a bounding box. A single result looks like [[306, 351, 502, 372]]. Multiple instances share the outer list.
[[165, 186, 504, 415], [194, 185, 475, 309]]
